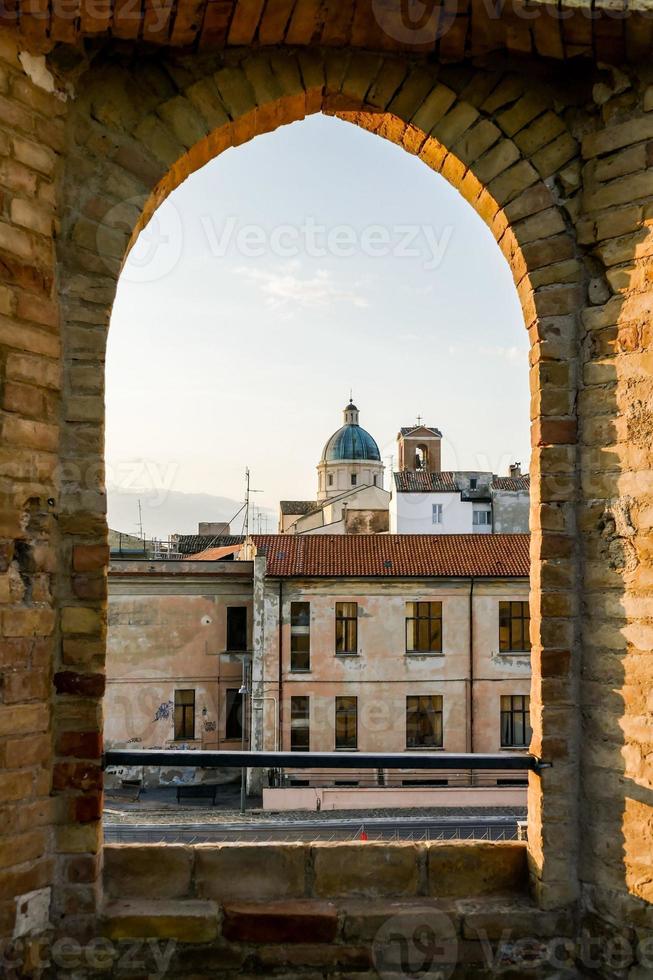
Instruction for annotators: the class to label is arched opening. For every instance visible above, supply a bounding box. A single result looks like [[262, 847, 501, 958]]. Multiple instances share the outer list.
[[415, 445, 428, 470], [54, 50, 586, 927]]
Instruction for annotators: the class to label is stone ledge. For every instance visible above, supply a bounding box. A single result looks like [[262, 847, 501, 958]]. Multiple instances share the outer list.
[[222, 900, 339, 943], [312, 841, 420, 899], [427, 841, 528, 898], [102, 898, 219, 942], [104, 844, 192, 900], [194, 841, 307, 901]]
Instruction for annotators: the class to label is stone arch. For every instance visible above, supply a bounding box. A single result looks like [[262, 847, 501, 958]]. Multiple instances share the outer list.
[[51, 47, 588, 928]]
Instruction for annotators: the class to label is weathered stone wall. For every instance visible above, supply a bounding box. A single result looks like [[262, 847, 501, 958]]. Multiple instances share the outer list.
[[0, 35, 68, 944], [0, 5, 649, 974], [96, 840, 578, 979], [52, 43, 590, 927]]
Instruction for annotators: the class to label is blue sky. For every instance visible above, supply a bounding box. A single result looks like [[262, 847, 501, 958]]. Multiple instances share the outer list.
[[106, 113, 529, 533]]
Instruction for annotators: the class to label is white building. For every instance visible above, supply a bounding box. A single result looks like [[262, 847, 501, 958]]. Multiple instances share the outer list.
[[390, 469, 529, 534], [390, 422, 529, 534]]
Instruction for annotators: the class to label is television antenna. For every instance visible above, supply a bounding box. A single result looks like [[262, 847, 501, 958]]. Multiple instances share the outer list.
[[243, 467, 263, 539]]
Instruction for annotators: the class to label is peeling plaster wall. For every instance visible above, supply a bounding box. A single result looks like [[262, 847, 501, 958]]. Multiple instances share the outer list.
[[251, 575, 530, 783], [107, 561, 253, 752], [493, 490, 531, 533]]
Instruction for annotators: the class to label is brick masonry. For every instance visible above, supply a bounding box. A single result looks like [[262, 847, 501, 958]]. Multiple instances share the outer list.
[[0, 4, 648, 976]]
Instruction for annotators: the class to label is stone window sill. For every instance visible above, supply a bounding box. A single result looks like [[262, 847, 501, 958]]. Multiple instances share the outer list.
[[405, 651, 444, 657]]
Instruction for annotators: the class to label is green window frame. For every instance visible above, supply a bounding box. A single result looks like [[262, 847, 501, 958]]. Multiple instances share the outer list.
[[335, 602, 358, 655], [174, 689, 195, 740], [406, 601, 442, 653], [290, 696, 310, 752], [499, 601, 531, 652], [335, 696, 357, 750], [406, 695, 443, 748], [290, 601, 310, 671], [500, 695, 532, 747]]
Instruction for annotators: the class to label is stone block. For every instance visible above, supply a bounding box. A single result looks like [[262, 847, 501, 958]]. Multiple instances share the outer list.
[[312, 842, 420, 898], [103, 899, 218, 942], [195, 842, 306, 901], [582, 115, 653, 159], [427, 842, 528, 898], [256, 943, 372, 970], [342, 898, 460, 942], [222, 900, 338, 944], [458, 898, 573, 939], [104, 845, 192, 900]]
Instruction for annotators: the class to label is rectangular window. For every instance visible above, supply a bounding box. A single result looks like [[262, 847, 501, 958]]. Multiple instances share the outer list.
[[499, 601, 531, 652], [328, 474, 333, 486], [406, 695, 443, 748], [226, 606, 247, 652], [290, 696, 310, 751], [225, 689, 243, 740], [406, 601, 442, 653], [290, 601, 310, 671], [351, 473, 357, 486], [472, 509, 491, 526], [335, 602, 358, 655], [500, 695, 532, 747], [335, 696, 357, 750], [174, 689, 195, 740], [432, 503, 443, 525]]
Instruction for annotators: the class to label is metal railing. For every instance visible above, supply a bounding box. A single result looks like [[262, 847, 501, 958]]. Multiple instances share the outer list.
[[104, 749, 547, 772]]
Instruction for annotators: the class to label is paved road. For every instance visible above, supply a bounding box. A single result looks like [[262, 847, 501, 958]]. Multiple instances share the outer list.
[[104, 814, 522, 843]]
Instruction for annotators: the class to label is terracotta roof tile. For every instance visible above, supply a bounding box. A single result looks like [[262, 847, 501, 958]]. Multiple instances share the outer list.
[[251, 534, 529, 578], [393, 471, 460, 492], [400, 426, 442, 437], [491, 475, 531, 492]]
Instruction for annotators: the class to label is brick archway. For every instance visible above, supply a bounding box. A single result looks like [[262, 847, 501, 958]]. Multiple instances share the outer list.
[[0, 13, 651, 960], [54, 50, 584, 925]]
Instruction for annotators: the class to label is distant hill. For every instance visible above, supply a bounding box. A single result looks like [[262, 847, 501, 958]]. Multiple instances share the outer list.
[[107, 486, 275, 540]]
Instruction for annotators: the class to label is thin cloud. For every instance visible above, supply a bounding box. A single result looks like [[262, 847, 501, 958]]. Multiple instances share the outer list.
[[235, 264, 370, 311], [447, 342, 525, 364]]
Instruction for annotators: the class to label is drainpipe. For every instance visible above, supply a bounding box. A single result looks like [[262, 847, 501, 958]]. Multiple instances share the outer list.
[[278, 580, 283, 754], [469, 577, 475, 759]]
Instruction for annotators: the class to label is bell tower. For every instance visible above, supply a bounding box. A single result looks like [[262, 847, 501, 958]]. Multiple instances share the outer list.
[[397, 420, 443, 473]]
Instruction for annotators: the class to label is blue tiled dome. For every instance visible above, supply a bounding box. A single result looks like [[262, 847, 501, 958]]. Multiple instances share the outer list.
[[321, 404, 381, 463]]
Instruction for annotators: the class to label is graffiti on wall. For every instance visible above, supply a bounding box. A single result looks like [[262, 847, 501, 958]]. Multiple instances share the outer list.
[[154, 700, 174, 722]]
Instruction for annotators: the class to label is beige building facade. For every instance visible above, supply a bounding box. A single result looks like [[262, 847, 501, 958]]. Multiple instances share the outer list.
[[248, 534, 531, 786], [105, 538, 530, 791], [106, 560, 254, 757]]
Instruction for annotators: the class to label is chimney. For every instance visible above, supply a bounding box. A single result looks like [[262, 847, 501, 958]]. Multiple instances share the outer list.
[[509, 462, 522, 479]]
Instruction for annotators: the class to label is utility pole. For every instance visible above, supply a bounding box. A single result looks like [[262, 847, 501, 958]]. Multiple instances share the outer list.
[[241, 468, 262, 812], [136, 499, 144, 540], [243, 467, 263, 540]]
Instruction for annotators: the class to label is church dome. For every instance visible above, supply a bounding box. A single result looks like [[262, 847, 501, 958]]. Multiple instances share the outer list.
[[320, 402, 382, 463]]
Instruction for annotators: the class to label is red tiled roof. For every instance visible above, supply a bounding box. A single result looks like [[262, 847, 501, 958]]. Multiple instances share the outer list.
[[393, 471, 460, 492], [491, 475, 531, 492], [250, 534, 529, 578]]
